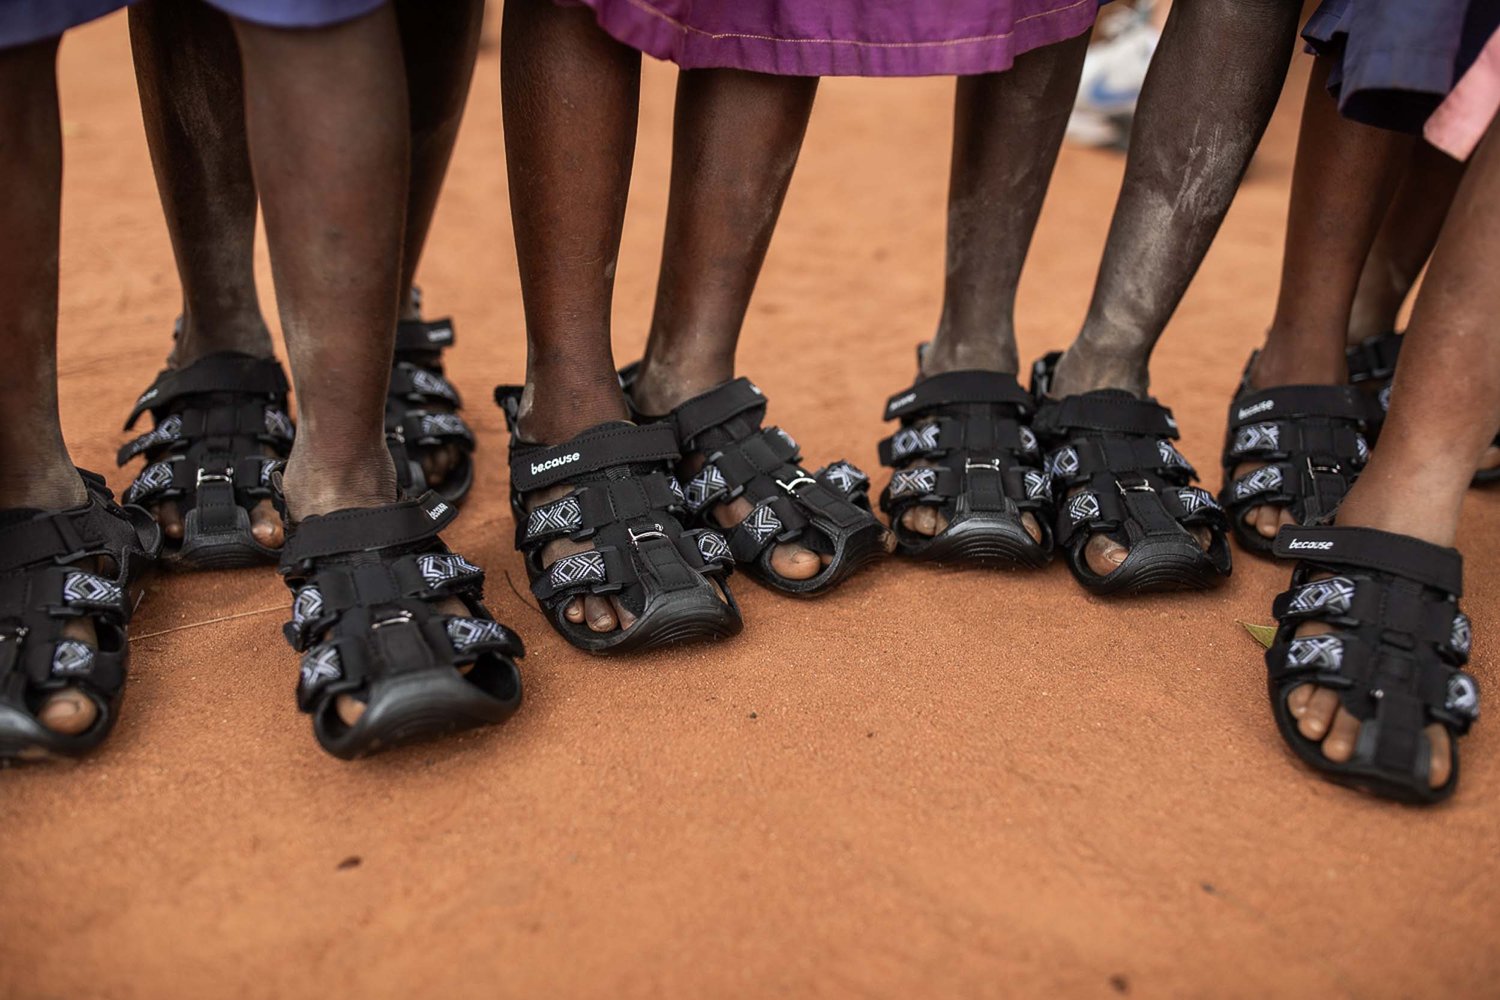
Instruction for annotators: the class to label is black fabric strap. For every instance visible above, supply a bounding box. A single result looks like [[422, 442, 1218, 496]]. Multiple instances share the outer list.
[[281, 492, 457, 566], [883, 370, 1033, 420], [1273, 526, 1463, 596], [1227, 384, 1374, 429], [1346, 330, 1402, 383], [394, 317, 456, 355], [124, 352, 289, 429], [670, 378, 768, 444], [510, 422, 680, 493], [1034, 391, 1178, 439]]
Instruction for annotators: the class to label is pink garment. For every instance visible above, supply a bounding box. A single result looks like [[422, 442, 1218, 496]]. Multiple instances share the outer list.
[[1425, 27, 1500, 161]]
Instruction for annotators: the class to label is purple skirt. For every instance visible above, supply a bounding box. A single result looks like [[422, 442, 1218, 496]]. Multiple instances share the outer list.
[[563, 0, 1100, 77], [0, 0, 131, 49]]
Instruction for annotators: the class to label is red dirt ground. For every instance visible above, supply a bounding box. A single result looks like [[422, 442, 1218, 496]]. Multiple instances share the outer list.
[[4, 14, 1498, 1000]]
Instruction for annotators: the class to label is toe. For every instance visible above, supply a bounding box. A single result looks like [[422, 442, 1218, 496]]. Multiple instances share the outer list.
[[584, 594, 618, 632], [37, 688, 98, 735], [1479, 445, 1500, 472], [154, 501, 184, 541], [564, 598, 586, 624], [611, 597, 637, 631], [901, 506, 940, 536], [421, 444, 462, 488], [1298, 686, 1340, 741], [1321, 705, 1361, 763], [769, 542, 823, 581], [1286, 683, 1314, 719], [1255, 503, 1284, 539], [1084, 533, 1129, 577], [250, 498, 284, 548], [1021, 512, 1043, 545], [1190, 525, 1213, 552], [1426, 724, 1453, 788], [335, 694, 367, 727]]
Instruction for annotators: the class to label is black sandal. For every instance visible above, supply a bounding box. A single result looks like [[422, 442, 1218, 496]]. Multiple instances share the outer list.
[[0, 470, 160, 760], [1348, 329, 1500, 486], [1219, 354, 1376, 555], [877, 367, 1053, 568], [626, 374, 886, 595], [118, 351, 293, 568], [1266, 525, 1479, 804], [278, 490, 522, 759], [387, 313, 477, 504], [497, 389, 742, 653], [1031, 353, 1231, 595]]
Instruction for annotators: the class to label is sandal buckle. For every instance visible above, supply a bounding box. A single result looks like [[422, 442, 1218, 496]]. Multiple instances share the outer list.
[[965, 459, 1001, 472], [371, 611, 414, 630], [776, 475, 816, 494], [1115, 474, 1154, 495], [1306, 457, 1342, 477], [0, 626, 28, 644], [628, 524, 667, 546], [197, 466, 234, 486]]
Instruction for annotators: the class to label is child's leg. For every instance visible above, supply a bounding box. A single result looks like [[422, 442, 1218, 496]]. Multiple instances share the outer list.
[[1049, 0, 1301, 398], [502, 0, 636, 445], [229, 9, 407, 518], [1230, 58, 1410, 540], [628, 69, 818, 413], [924, 33, 1090, 378], [0, 38, 103, 734], [501, 0, 644, 632], [1347, 141, 1466, 344], [128, 0, 271, 364], [394, 0, 484, 317], [1283, 117, 1500, 788]]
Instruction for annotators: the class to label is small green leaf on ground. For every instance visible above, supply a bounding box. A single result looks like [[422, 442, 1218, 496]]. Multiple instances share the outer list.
[[1238, 620, 1277, 649]]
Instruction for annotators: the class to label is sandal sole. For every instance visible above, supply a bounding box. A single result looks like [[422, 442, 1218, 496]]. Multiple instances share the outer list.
[[900, 516, 1051, 571], [314, 664, 522, 760]]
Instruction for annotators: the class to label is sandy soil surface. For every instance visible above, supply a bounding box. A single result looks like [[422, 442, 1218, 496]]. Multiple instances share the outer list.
[[3, 14, 1498, 1000]]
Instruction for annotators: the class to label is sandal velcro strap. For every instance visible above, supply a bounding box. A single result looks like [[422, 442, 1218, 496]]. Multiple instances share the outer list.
[[670, 377, 768, 446], [389, 362, 463, 407], [1271, 526, 1462, 596], [1346, 331, 1402, 384], [1033, 392, 1179, 440], [1266, 524, 1477, 802], [394, 317, 456, 356], [280, 492, 458, 568], [124, 352, 289, 430], [509, 422, 681, 494], [883, 370, 1034, 420]]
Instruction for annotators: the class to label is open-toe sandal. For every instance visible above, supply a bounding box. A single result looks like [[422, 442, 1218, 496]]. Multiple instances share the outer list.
[[1219, 353, 1376, 555], [387, 314, 477, 504], [1348, 330, 1500, 486], [626, 373, 886, 595], [497, 388, 742, 653], [119, 351, 293, 568], [278, 490, 523, 759], [1031, 352, 1231, 595], [1266, 525, 1479, 804], [0, 470, 160, 760], [878, 366, 1053, 568]]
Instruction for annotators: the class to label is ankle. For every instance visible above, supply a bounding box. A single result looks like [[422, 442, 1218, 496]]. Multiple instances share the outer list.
[[280, 444, 398, 522], [0, 460, 86, 511], [515, 368, 630, 444], [920, 333, 1018, 378], [171, 312, 275, 368], [630, 356, 733, 416], [1249, 325, 1347, 389], [1049, 339, 1150, 398]]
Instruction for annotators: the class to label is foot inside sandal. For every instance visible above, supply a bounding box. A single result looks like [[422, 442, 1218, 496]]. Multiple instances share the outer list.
[[388, 315, 476, 503]]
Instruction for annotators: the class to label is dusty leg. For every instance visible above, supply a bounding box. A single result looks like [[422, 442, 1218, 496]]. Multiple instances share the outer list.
[[628, 68, 822, 579], [0, 38, 99, 733], [1047, 0, 1300, 575], [1050, 0, 1301, 398], [128, 0, 282, 546], [1232, 56, 1411, 541], [881, 34, 1089, 544], [501, 0, 639, 631], [1287, 119, 1500, 788]]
